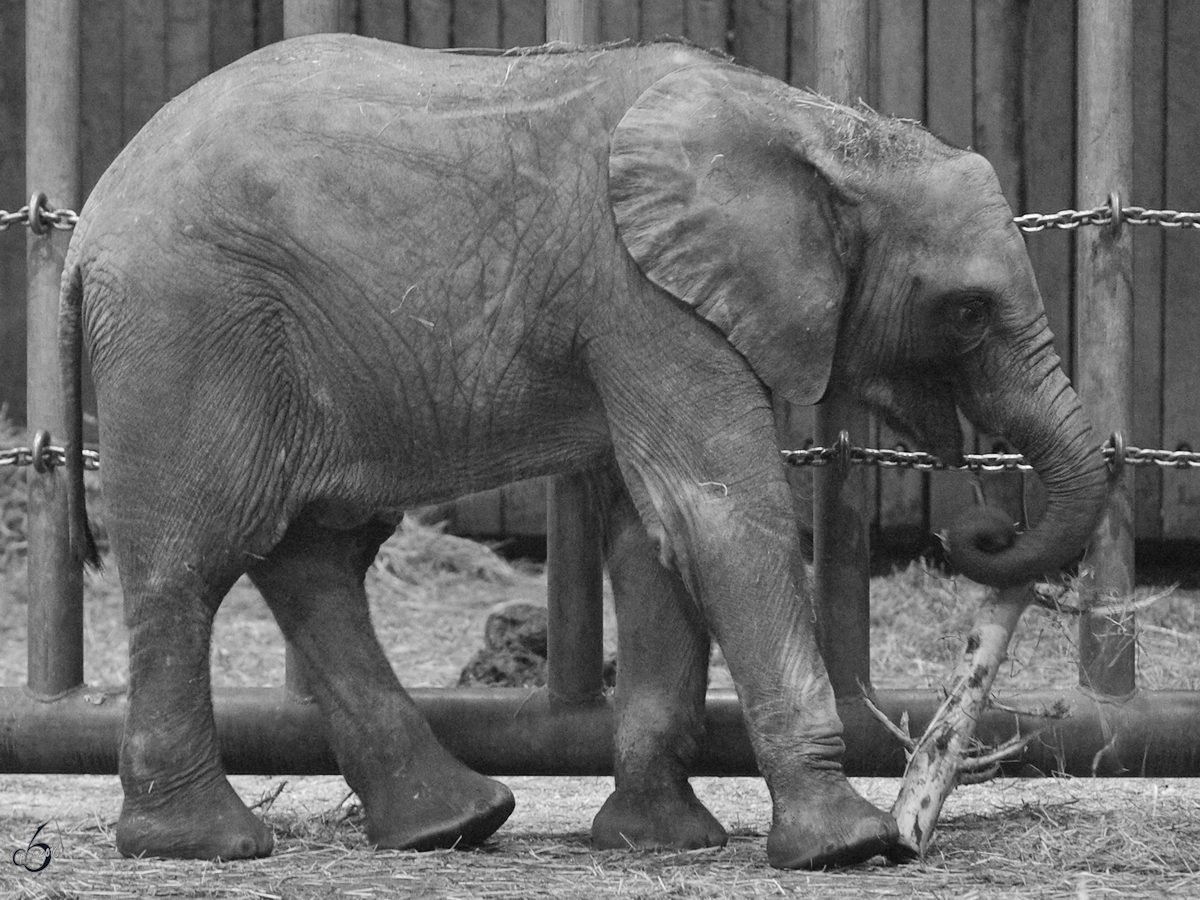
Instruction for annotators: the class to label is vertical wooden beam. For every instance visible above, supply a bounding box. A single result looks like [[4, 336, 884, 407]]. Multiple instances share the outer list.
[[26, 0, 83, 698], [973, 0, 1027, 529], [0, 3, 27, 424], [210, 0, 257, 67], [502, 0, 547, 47], [121, 0, 168, 141], [642, 0, 684, 39], [360, 0, 408, 43], [599, 0, 639, 42], [548, 0, 601, 43], [283, 0, 342, 38], [167, 0, 213, 98], [1075, 0, 1136, 697], [1131, 0, 1166, 541], [686, 0, 729, 52], [455, 0, 503, 48], [924, 0, 977, 542], [1161, 0, 1200, 539], [812, 0, 872, 699], [874, 0, 926, 544], [544, 1, 605, 708], [733, 0, 788, 81]]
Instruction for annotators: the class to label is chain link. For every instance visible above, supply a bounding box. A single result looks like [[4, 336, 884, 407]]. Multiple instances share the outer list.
[[0, 203, 79, 233]]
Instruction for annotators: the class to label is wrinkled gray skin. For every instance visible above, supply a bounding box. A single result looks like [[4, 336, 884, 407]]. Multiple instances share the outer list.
[[60, 36, 1109, 868]]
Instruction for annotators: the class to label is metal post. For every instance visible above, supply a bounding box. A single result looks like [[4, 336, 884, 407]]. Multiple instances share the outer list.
[[26, 0, 83, 698], [283, 0, 343, 38], [1075, 0, 1136, 697], [280, 0, 346, 698], [812, 0, 873, 698], [543, 0, 605, 708]]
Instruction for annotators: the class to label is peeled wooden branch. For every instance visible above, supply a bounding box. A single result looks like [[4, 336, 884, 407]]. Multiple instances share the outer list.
[[887, 583, 1039, 858]]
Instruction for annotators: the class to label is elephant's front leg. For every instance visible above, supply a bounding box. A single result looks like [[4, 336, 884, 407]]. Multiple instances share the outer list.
[[675, 478, 897, 868], [590, 468, 727, 851], [595, 360, 898, 868], [635, 471, 896, 869]]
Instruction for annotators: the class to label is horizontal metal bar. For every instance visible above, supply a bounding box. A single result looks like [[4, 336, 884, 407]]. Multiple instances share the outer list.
[[3, 687, 1200, 778]]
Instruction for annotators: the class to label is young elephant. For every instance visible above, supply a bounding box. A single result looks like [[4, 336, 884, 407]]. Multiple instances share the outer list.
[[61, 36, 1108, 868]]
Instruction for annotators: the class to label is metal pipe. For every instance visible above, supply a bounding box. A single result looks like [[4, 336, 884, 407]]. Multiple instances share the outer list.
[[25, 0, 83, 699], [812, 0, 874, 698], [6, 686, 1200, 778], [1075, 0, 1136, 697]]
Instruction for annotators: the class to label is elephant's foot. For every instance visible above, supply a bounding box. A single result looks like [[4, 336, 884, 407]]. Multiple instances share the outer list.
[[360, 749, 514, 851], [766, 773, 902, 870], [591, 783, 727, 851], [116, 777, 274, 860]]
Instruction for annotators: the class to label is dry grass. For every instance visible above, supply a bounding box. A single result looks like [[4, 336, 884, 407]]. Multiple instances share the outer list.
[[4, 775, 1198, 899], [3, 411, 1200, 898]]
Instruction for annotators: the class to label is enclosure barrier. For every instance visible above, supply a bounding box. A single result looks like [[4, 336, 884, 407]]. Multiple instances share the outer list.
[[6, 0, 1200, 782]]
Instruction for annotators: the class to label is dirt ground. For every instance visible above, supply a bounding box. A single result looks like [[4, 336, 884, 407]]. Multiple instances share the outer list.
[[3, 520, 1200, 898], [4, 773, 1199, 899]]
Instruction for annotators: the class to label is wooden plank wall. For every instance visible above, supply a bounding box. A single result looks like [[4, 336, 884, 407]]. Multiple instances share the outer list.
[[2, 1, 1197, 542]]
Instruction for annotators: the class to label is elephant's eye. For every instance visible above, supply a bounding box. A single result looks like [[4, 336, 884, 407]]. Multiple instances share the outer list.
[[948, 296, 992, 344]]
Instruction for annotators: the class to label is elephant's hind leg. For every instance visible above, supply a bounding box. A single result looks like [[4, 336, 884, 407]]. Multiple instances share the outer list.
[[247, 518, 514, 850], [590, 477, 727, 852], [117, 565, 274, 861]]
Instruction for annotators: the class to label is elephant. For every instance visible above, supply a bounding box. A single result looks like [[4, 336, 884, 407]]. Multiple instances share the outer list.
[[59, 35, 1109, 868]]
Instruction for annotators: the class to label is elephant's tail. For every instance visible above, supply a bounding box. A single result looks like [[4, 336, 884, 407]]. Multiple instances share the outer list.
[[60, 262, 100, 570]]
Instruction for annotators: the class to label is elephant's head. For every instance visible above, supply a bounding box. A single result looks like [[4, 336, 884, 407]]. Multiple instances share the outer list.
[[608, 64, 1108, 587]]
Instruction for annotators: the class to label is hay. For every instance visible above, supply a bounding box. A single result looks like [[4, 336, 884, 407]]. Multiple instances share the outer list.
[[3, 775, 1197, 899]]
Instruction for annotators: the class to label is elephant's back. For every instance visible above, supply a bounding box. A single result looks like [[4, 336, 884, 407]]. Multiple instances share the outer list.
[[82, 35, 719, 211], [72, 35, 721, 280]]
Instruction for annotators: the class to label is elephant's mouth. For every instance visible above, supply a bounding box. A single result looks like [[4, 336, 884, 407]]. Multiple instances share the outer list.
[[860, 377, 965, 468]]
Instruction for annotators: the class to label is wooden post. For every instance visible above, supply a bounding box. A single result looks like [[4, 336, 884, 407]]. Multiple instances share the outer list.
[[544, 0, 605, 708], [26, 0, 83, 698], [546, 0, 600, 45], [281, 0, 345, 698], [812, 0, 873, 699], [283, 0, 343, 39], [1075, 0, 1136, 697]]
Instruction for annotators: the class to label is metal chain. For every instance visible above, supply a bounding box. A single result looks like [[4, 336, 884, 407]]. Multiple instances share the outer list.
[[6, 199, 1200, 237], [1, 446, 100, 470], [0, 202, 79, 233], [781, 442, 1200, 471], [1014, 205, 1200, 232], [5, 441, 1199, 474]]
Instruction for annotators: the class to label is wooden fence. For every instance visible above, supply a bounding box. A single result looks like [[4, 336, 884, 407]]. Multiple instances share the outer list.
[[2, 0, 1198, 543]]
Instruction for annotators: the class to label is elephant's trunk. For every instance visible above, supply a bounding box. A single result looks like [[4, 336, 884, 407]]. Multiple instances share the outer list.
[[946, 322, 1111, 587]]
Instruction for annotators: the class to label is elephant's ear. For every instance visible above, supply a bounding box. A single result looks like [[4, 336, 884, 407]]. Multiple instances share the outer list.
[[609, 65, 850, 406]]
